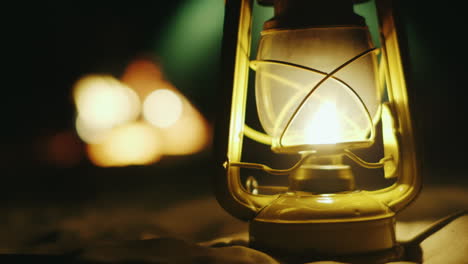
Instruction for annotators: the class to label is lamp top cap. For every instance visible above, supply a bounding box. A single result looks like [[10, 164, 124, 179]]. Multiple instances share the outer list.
[[260, 0, 367, 30], [258, 0, 371, 6]]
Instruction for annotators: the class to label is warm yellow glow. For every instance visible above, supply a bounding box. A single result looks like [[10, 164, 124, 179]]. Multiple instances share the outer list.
[[158, 100, 210, 155], [87, 122, 162, 167], [75, 116, 111, 144], [73, 75, 140, 130], [305, 101, 342, 144], [255, 27, 378, 151], [316, 196, 334, 204], [121, 59, 167, 100], [143, 89, 183, 128], [75, 63, 210, 162]]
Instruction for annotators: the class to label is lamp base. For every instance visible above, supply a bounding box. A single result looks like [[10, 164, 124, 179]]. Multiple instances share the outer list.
[[251, 242, 403, 264], [248, 191, 399, 263]]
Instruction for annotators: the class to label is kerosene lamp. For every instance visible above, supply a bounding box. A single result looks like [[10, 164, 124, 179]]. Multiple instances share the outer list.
[[214, 0, 421, 262]]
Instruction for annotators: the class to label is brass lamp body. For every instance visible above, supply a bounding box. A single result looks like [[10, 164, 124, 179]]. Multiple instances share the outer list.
[[214, 0, 420, 262]]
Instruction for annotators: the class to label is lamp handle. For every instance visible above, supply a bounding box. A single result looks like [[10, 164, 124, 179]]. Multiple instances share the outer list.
[[214, 0, 278, 221], [368, 0, 421, 212]]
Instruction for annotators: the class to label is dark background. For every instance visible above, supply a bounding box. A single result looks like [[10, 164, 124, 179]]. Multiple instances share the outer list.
[[1, 0, 467, 254]]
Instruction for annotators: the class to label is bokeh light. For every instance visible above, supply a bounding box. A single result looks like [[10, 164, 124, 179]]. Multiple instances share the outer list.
[[87, 122, 162, 167], [75, 116, 112, 144], [73, 60, 211, 167], [159, 101, 210, 155], [73, 75, 140, 131], [122, 58, 211, 156], [143, 89, 183, 128], [121, 59, 167, 100]]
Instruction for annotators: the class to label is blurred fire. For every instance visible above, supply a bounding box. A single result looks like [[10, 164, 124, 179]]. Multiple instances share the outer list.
[[143, 89, 183, 128], [74, 75, 140, 134], [73, 59, 210, 167], [87, 122, 163, 167]]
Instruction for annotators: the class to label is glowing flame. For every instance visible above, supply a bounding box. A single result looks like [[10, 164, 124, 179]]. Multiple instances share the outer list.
[[305, 101, 342, 144]]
